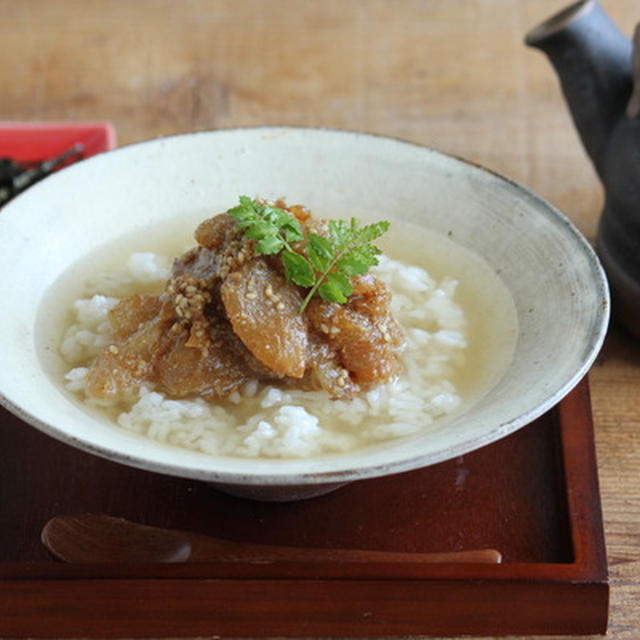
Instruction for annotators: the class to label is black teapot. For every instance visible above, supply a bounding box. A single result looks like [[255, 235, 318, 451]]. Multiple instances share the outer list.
[[526, 0, 640, 336]]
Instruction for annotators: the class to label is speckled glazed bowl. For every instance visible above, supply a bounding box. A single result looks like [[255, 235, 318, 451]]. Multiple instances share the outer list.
[[0, 127, 609, 500]]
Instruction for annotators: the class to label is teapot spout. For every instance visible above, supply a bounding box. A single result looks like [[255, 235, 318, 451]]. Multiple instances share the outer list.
[[526, 0, 632, 178]]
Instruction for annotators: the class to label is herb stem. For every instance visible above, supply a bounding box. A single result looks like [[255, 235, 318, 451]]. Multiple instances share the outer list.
[[298, 244, 350, 314]]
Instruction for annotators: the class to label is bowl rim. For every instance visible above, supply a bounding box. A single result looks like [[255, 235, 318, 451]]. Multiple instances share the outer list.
[[0, 125, 611, 486]]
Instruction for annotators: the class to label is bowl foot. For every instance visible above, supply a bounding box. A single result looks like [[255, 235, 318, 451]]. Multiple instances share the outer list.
[[207, 480, 351, 502]]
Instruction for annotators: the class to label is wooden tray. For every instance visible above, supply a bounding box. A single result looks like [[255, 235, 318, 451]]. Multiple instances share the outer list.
[[0, 377, 607, 637]]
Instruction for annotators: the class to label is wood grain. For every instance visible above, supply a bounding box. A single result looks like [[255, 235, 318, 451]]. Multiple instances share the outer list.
[[1, 0, 639, 638]]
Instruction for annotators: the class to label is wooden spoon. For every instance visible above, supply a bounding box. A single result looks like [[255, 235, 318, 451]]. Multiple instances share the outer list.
[[42, 513, 502, 564]]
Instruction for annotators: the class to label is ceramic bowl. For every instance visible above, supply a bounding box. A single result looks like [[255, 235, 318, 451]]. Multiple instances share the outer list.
[[0, 127, 609, 501]]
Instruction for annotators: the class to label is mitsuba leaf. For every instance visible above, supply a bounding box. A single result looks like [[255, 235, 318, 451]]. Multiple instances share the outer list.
[[327, 271, 353, 297], [256, 235, 285, 254], [318, 278, 348, 304], [306, 233, 333, 272], [328, 219, 351, 250], [281, 217, 304, 243], [349, 244, 381, 267], [263, 206, 288, 228], [245, 220, 279, 241], [283, 224, 304, 243], [357, 220, 390, 242], [282, 250, 315, 287], [336, 252, 369, 276], [239, 195, 258, 212]]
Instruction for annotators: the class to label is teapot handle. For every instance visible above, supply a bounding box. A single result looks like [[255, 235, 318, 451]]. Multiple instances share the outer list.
[[627, 24, 640, 117]]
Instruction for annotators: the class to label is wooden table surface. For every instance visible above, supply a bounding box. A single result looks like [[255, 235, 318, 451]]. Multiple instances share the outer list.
[[1, 1, 639, 638]]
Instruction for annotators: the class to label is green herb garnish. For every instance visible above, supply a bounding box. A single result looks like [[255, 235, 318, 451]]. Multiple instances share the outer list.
[[227, 196, 390, 313]]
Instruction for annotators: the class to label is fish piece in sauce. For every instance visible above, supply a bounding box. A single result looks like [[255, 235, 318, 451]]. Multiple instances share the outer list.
[[109, 294, 163, 340], [306, 274, 404, 388], [154, 321, 251, 397], [220, 259, 308, 378], [87, 291, 254, 399], [194, 213, 236, 250], [298, 334, 360, 397], [86, 299, 173, 398]]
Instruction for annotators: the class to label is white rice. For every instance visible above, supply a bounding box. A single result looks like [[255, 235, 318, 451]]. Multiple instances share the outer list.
[[60, 253, 468, 458]]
